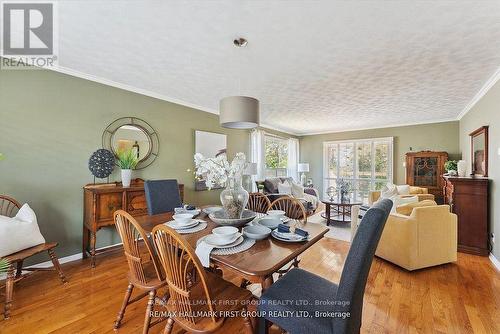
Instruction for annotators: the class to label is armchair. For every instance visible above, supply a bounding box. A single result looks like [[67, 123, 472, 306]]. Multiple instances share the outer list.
[[369, 186, 434, 205]]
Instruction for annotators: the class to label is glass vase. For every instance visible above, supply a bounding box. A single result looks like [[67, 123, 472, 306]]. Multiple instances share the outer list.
[[220, 177, 249, 219]]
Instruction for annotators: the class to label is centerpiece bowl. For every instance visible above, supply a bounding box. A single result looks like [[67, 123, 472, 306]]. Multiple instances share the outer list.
[[209, 209, 257, 227]]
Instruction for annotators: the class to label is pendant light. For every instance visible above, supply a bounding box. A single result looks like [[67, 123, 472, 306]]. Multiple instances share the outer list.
[[219, 38, 260, 129]]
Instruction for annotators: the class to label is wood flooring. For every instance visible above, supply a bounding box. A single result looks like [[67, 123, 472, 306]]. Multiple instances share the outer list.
[[1, 238, 499, 334]]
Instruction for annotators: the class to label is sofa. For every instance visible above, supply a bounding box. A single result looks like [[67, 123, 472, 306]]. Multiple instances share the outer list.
[[360, 200, 458, 271], [369, 185, 434, 205], [255, 177, 319, 214]]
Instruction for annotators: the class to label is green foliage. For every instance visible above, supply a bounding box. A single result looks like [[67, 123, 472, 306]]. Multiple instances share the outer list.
[[265, 138, 288, 169], [0, 258, 9, 274], [0, 153, 4, 161], [116, 149, 139, 170], [444, 160, 458, 171]]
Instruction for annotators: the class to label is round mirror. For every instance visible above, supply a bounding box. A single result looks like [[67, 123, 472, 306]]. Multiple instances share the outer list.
[[111, 125, 151, 162], [102, 117, 159, 170]]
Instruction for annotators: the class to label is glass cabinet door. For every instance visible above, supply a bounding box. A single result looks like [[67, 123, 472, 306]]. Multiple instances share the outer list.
[[413, 157, 438, 187]]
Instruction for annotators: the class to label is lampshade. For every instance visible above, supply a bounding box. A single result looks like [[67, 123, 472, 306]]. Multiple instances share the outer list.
[[244, 162, 258, 175], [219, 96, 259, 129], [298, 163, 310, 173]]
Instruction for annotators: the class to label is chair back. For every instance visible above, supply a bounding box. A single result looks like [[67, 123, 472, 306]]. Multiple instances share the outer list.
[[247, 193, 271, 214], [0, 195, 21, 218], [269, 197, 307, 222], [332, 199, 392, 334], [152, 224, 222, 330], [114, 210, 163, 284], [144, 179, 182, 215]]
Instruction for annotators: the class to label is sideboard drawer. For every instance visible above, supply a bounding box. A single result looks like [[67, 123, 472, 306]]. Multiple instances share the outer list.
[[97, 193, 123, 221], [127, 191, 148, 216]]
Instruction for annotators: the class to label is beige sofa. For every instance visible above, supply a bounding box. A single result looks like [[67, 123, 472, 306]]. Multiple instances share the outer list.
[[368, 186, 434, 205]]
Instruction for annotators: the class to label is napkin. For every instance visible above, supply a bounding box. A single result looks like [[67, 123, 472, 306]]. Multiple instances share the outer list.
[[294, 228, 309, 237], [277, 224, 290, 233], [195, 240, 215, 267]]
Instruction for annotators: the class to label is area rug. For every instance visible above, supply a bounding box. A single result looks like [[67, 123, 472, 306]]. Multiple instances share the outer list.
[[307, 211, 352, 242]]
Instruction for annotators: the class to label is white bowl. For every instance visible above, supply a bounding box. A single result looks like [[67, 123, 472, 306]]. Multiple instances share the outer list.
[[267, 210, 286, 219], [257, 217, 281, 230], [172, 213, 193, 225], [243, 225, 271, 240], [212, 226, 239, 242]]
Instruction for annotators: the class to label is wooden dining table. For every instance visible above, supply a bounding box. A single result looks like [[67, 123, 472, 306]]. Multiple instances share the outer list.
[[135, 209, 329, 291]]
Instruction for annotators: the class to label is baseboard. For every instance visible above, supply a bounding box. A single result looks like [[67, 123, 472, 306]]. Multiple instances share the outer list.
[[489, 253, 500, 271]]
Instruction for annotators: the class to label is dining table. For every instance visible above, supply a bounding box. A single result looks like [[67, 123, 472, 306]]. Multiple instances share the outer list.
[[135, 208, 329, 291]]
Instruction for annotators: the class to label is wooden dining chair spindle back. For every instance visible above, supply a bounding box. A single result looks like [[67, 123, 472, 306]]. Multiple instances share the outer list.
[[247, 192, 271, 214], [0, 195, 21, 217], [270, 197, 307, 223], [113, 210, 167, 334]]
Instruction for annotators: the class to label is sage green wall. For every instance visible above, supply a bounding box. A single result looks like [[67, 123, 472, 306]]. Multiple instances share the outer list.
[[459, 80, 500, 259], [0, 69, 289, 261], [299, 121, 460, 197]]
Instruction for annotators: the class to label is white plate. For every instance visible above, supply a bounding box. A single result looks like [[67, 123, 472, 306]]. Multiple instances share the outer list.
[[200, 235, 244, 248], [271, 230, 307, 243], [203, 206, 222, 215], [165, 219, 199, 230]]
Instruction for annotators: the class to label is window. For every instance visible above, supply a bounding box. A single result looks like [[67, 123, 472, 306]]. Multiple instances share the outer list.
[[265, 135, 288, 178], [323, 137, 393, 204]]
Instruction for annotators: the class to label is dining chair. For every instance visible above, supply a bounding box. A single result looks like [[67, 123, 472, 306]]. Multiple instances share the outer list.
[[113, 210, 168, 334], [0, 195, 67, 320], [269, 196, 307, 223], [151, 224, 255, 334], [247, 192, 271, 214], [144, 179, 183, 215], [258, 199, 393, 334]]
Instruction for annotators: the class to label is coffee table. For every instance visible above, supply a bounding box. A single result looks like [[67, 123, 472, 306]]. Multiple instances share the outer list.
[[321, 198, 362, 226]]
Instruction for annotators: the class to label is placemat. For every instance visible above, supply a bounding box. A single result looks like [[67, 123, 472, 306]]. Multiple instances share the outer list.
[[196, 236, 256, 255], [165, 221, 207, 234]]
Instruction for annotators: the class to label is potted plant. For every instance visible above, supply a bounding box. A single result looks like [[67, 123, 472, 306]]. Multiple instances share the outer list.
[[0, 258, 10, 274], [116, 148, 139, 187], [444, 160, 458, 176]]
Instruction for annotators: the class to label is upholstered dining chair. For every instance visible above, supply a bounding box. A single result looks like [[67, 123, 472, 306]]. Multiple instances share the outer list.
[[144, 179, 183, 215], [151, 224, 255, 334], [269, 197, 307, 223], [247, 192, 271, 214], [258, 199, 393, 334], [113, 210, 168, 334], [0, 195, 67, 320]]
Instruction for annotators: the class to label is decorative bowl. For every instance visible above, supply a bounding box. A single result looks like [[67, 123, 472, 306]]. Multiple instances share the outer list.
[[209, 209, 257, 227], [267, 210, 286, 219], [256, 217, 281, 230], [172, 213, 193, 225], [212, 226, 239, 242], [243, 225, 271, 240]]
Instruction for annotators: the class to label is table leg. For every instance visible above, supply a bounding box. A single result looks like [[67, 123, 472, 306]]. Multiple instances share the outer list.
[[325, 204, 331, 226], [82, 226, 89, 259], [90, 231, 96, 268], [4, 264, 15, 319]]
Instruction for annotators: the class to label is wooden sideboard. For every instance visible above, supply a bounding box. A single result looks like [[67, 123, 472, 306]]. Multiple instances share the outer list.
[[443, 176, 489, 256], [406, 151, 448, 203], [83, 178, 184, 267]]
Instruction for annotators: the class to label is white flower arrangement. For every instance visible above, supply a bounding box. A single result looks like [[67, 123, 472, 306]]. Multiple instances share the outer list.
[[194, 152, 247, 190]]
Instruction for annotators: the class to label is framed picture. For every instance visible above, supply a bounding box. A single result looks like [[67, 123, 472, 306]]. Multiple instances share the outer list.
[[194, 130, 227, 191]]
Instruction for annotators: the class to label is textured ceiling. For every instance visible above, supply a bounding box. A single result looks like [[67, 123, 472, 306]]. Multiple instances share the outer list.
[[56, 1, 500, 135]]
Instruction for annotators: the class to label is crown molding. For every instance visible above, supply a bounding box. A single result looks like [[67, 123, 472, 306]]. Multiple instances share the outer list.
[[457, 66, 500, 120]]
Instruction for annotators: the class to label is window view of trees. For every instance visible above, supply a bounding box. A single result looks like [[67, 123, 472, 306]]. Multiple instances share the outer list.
[[265, 136, 288, 177], [324, 139, 392, 203]]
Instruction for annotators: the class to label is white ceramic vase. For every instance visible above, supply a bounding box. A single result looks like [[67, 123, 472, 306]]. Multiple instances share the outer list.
[[457, 160, 467, 177], [121, 169, 132, 187]]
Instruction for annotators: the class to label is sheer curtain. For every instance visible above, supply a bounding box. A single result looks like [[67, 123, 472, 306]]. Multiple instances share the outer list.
[[250, 129, 266, 186], [287, 138, 299, 182]]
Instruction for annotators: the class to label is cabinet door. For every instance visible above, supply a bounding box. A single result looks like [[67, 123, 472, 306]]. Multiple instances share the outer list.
[[412, 157, 439, 188], [97, 193, 123, 221], [127, 191, 148, 216]]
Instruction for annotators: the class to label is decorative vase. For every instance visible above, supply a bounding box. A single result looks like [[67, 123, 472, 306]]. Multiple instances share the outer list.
[[121, 169, 132, 187], [457, 160, 467, 177], [340, 192, 350, 203], [220, 177, 249, 219]]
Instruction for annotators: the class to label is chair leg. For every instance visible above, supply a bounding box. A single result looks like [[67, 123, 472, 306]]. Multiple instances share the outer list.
[[143, 290, 156, 334], [47, 248, 67, 283], [15, 260, 23, 279], [3, 264, 15, 319], [242, 307, 253, 334], [163, 318, 174, 334], [114, 283, 134, 329], [258, 317, 269, 334]]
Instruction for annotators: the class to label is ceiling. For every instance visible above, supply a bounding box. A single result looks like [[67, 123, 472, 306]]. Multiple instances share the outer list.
[[55, 1, 500, 135]]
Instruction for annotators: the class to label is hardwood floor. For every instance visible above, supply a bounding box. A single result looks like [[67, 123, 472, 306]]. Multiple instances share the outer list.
[[1, 238, 499, 334]]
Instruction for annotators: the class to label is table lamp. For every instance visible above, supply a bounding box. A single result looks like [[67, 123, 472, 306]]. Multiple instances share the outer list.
[[298, 163, 310, 186], [244, 162, 258, 192]]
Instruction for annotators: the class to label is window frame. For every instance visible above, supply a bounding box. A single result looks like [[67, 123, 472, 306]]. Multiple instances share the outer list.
[[264, 134, 289, 178]]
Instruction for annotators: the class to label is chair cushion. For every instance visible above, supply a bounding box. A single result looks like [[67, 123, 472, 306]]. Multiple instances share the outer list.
[[259, 268, 338, 333], [396, 200, 437, 216]]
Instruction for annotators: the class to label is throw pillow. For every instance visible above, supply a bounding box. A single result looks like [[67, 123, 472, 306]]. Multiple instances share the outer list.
[[0, 204, 46, 257], [392, 195, 418, 213], [381, 183, 398, 198], [396, 200, 437, 216], [264, 178, 281, 194], [291, 182, 305, 198], [278, 181, 292, 195], [396, 184, 411, 195]]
